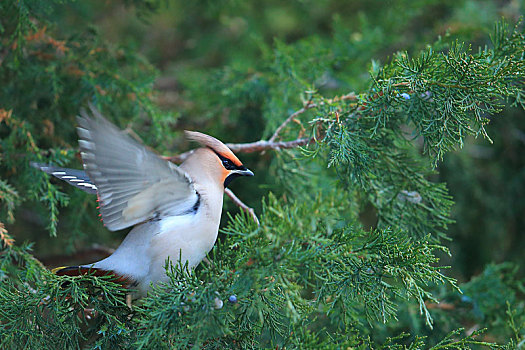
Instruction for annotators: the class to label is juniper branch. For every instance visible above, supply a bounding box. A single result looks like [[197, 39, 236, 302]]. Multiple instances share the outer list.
[[224, 188, 260, 226]]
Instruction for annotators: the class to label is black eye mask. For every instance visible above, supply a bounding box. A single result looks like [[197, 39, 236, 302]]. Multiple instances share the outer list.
[[216, 152, 243, 171]]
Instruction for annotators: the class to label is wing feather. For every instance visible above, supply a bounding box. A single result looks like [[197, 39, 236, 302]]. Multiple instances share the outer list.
[[77, 104, 197, 231]]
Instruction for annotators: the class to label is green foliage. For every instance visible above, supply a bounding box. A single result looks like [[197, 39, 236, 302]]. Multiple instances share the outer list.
[[0, 244, 133, 349], [1, 0, 524, 348], [367, 22, 525, 165]]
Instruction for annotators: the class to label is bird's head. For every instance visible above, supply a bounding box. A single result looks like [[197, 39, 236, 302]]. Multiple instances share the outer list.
[[183, 131, 254, 188]]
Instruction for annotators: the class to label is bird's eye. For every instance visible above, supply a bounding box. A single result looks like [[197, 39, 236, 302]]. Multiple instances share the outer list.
[[222, 159, 235, 170], [216, 152, 238, 170]]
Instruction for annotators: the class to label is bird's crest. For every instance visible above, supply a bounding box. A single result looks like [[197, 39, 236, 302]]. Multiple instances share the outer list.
[[184, 131, 242, 166]]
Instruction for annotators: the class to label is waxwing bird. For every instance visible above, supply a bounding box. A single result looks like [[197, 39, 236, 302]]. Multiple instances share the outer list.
[[33, 104, 253, 297]]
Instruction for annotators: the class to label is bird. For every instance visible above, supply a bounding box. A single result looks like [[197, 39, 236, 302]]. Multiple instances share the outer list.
[[32, 104, 254, 297]]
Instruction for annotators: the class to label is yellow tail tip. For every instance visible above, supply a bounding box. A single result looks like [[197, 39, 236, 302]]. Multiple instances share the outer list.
[[51, 266, 67, 274]]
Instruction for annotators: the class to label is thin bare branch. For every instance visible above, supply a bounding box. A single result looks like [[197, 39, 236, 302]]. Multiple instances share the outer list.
[[227, 137, 312, 153], [225, 188, 260, 226], [269, 105, 311, 142], [269, 92, 357, 142], [164, 137, 313, 163]]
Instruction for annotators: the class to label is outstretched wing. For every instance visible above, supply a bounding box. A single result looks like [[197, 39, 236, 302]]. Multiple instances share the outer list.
[[77, 104, 198, 231], [31, 162, 98, 194]]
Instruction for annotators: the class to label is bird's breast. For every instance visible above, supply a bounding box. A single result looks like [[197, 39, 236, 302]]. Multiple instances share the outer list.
[[148, 192, 222, 266]]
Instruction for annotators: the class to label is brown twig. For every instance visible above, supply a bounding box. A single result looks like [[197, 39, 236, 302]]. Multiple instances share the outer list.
[[269, 105, 311, 142], [225, 188, 260, 226], [269, 92, 357, 142], [164, 137, 313, 163], [227, 137, 312, 153]]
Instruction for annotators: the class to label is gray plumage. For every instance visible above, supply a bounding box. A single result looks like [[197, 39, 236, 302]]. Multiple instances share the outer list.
[[77, 104, 198, 231]]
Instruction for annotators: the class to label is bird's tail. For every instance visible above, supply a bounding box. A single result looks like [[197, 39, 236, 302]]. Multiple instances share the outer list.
[[30, 162, 98, 194]]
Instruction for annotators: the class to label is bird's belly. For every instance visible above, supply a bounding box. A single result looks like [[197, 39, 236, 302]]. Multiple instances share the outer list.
[[153, 215, 219, 266], [142, 213, 220, 292]]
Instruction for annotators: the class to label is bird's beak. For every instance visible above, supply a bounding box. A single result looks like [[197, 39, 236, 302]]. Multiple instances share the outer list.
[[224, 167, 254, 188], [231, 168, 254, 177]]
